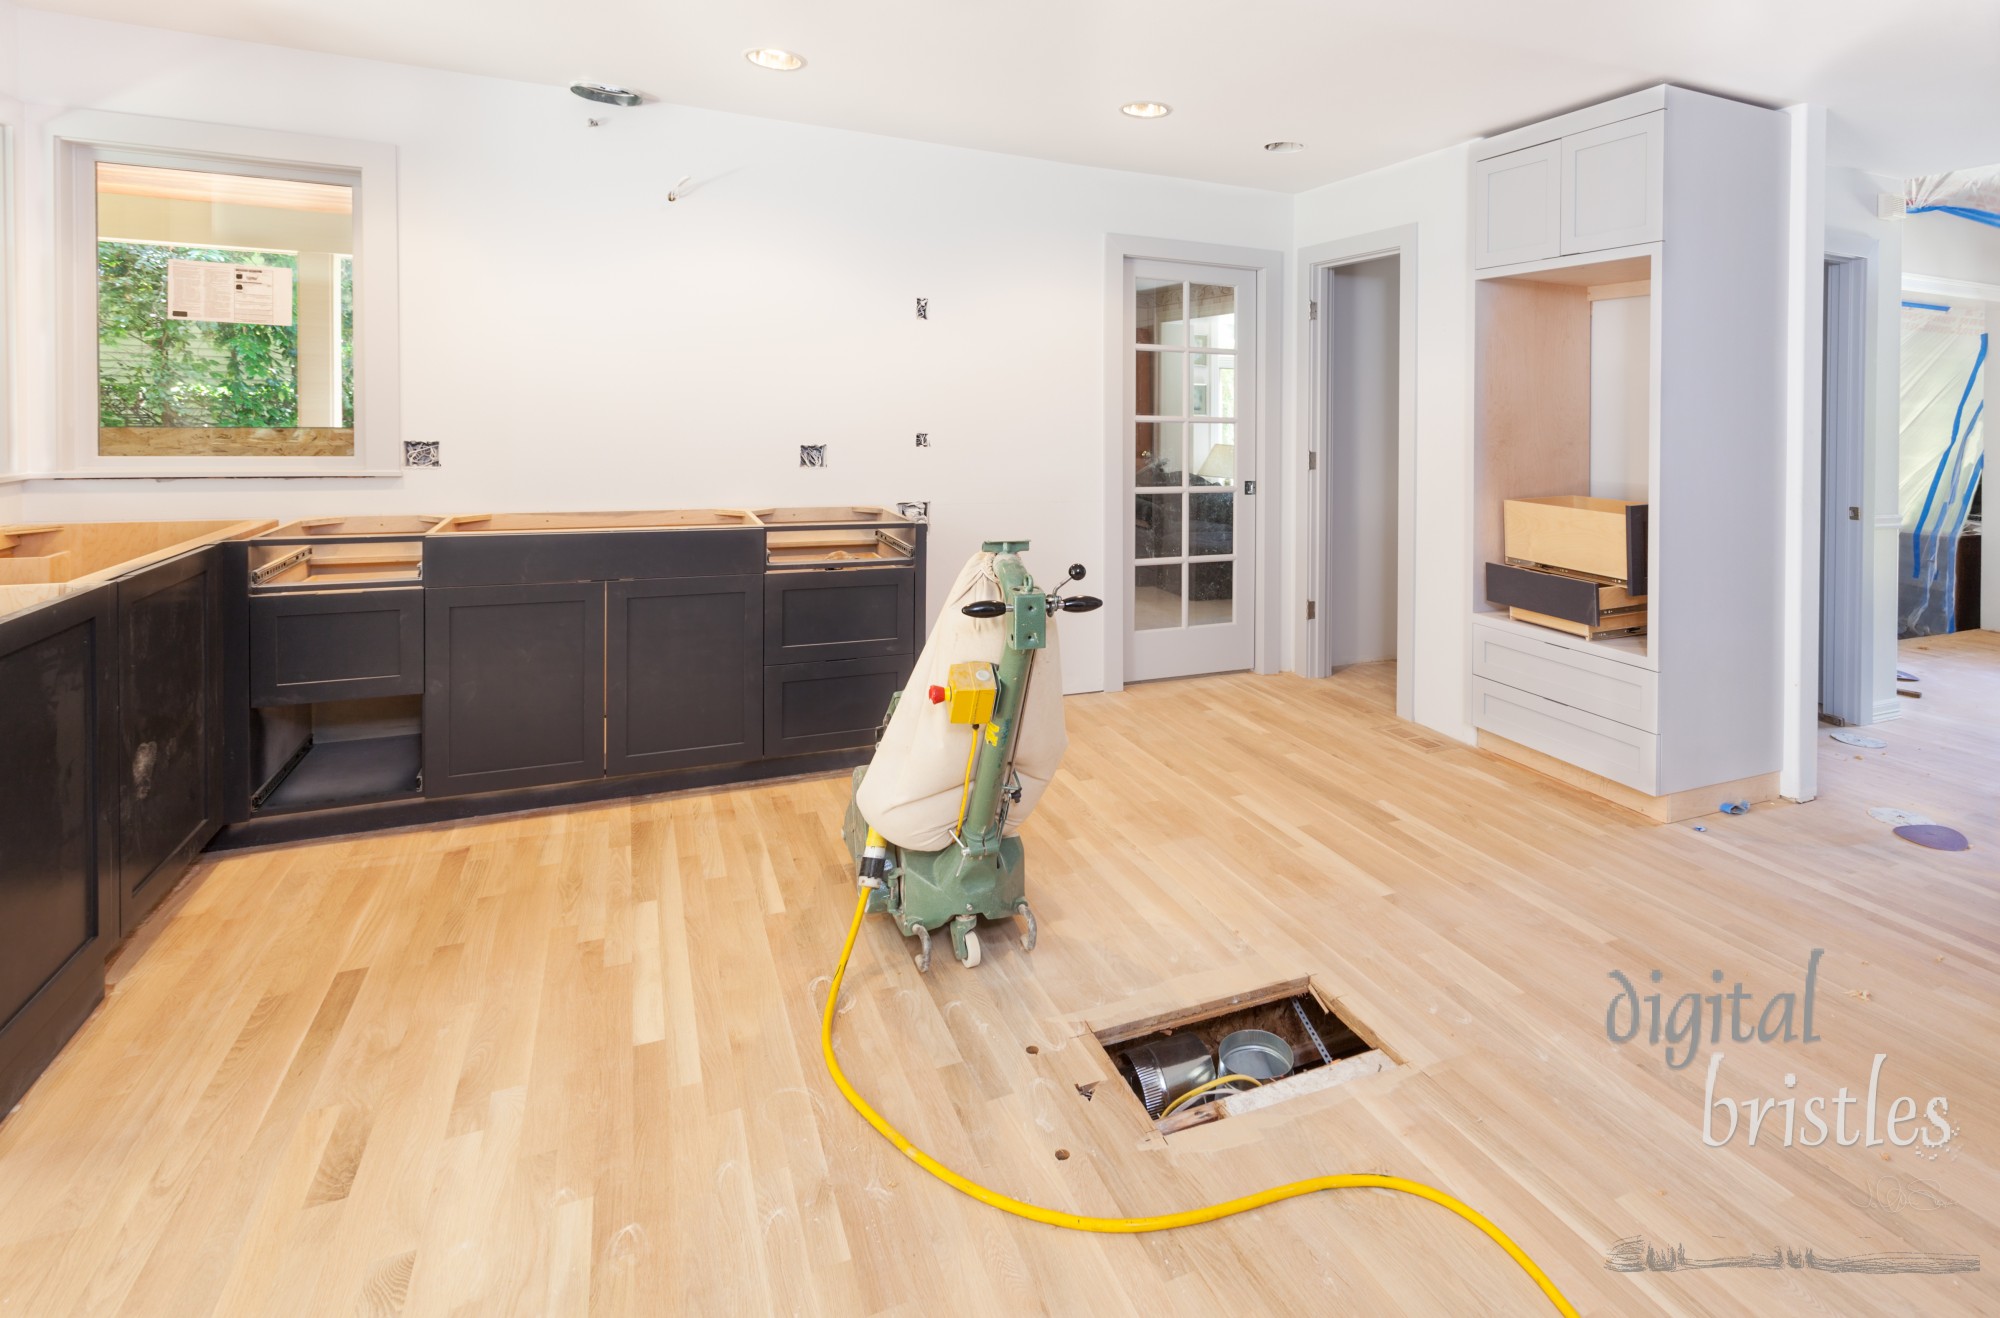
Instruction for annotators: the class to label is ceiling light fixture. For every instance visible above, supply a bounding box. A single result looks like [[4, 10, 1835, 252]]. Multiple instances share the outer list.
[[570, 82, 644, 106], [1263, 141, 1306, 153], [1120, 101, 1172, 119], [745, 48, 806, 71]]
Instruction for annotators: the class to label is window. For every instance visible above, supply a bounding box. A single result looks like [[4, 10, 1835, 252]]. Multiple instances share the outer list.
[[56, 112, 399, 475], [95, 164, 355, 457]]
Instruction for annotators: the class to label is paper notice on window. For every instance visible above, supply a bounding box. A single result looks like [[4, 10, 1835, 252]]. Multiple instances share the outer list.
[[165, 259, 294, 327]]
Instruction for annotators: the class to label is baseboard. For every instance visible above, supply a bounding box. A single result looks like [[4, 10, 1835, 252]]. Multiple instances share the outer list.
[[1477, 731, 1781, 824], [1871, 697, 1904, 723]]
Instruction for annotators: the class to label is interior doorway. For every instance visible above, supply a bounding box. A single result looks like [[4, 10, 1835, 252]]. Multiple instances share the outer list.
[[1321, 256, 1401, 673], [1819, 254, 1870, 726], [1300, 229, 1417, 720]]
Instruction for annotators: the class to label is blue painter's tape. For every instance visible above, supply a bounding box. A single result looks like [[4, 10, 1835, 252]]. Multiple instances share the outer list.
[[1903, 300, 1952, 312], [1912, 333, 1988, 577], [1907, 204, 2000, 229]]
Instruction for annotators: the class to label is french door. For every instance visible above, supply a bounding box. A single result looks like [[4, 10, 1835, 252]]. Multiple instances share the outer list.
[[1125, 260, 1257, 681]]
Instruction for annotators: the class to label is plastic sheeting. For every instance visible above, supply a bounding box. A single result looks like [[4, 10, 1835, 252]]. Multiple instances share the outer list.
[[1898, 300, 1986, 635], [1907, 167, 2000, 229]]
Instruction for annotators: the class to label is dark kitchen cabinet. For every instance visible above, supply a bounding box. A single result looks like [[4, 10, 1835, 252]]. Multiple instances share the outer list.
[[0, 586, 118, 1115], [764, 567, 916, 664], [607, 575, 762, 776], [115, 548, 226, 936], [423, 582, 605, 796], [763, 654, 911, 758], [249, 587, 423, 706]]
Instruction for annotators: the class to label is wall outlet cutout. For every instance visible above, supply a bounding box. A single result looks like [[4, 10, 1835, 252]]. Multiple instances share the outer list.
[[403, 440, 441, 468], [799, 444, 827, 468], [1089, 977, 1399, 1136], [915, 433, 930, 447], [915, 297, 929, 320]]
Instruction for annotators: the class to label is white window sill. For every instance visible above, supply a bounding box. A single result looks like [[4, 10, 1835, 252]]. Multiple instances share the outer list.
[[13, 469, 407, 481]]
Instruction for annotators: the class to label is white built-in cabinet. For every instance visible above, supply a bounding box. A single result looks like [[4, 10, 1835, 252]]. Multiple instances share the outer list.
[[1474, 108, 1664, 270], [1469, 86, 1790, 813]]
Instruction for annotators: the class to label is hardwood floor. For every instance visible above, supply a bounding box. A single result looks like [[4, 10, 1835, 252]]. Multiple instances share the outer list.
[[2, 634, 1995, 1316]]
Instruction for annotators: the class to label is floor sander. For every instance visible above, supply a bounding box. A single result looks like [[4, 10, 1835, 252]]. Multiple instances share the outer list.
[[842, 540, 1098, 970]]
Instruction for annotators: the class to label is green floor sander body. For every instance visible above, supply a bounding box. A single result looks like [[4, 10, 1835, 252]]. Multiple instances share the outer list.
[[842, 541, 1098, 970]]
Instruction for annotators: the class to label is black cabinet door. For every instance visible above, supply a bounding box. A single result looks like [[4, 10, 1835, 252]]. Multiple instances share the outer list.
[[115, 549, 226, 936], [423, 583, 605, 797], [764, 567, 916, 664], [0, 587, 118, 1114], [607, 575, 762, 776], [763, 655, 911, 758], [249, 588, 424, 706]]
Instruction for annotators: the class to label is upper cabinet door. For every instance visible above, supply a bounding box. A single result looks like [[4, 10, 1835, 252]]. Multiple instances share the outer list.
[[1472, 141, 1562, 269], [1560, 112, 1664, 255]]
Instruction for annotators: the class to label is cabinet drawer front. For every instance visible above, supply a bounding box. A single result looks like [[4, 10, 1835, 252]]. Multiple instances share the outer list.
[[1473, 677, 1658, 793], [1472, 622, 1657, 731], [763, 655, 910, 758], [425, 528, 763, 588], [250, 589, 424, 706], [1473, 140, 1561, 269], [1560, 112, 1663, 255], [764, 568, 915, 664]]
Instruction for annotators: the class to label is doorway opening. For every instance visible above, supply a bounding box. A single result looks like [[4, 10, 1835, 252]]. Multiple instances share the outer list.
[[1819, 254, 1870, 727], [1321, 256, 1401, 675], [1302, 231, 1415, 720]]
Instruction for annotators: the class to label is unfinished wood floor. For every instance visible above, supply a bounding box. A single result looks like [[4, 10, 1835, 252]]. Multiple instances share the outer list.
[[2, 635, 1995, 1317]]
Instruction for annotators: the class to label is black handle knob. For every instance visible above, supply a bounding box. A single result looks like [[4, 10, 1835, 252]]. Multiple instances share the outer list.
[[1059, 596, 1103, 613], [961, 600, 1007, 618], [1068, 563, 1087, 581]]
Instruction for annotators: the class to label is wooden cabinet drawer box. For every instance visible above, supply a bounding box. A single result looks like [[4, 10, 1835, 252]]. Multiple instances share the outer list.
[[1485, 562, 1646, 639], [1503, 496, 1648, 593], [1472, 676, 1658, 793], [1472, 619, 1657, 732], [250, 588, 424, 706]]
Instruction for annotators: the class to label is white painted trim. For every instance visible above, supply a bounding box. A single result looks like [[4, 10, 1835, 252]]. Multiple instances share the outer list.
[[1294, 227, 1417, 720], [0, 123, 14, 478], [1103, 233, 1284, 693], [1902, 272, 2000, 304], [1780, 104, 1825, 803], [46, 110, 401, 478], [1474, 86, 1668, 162]]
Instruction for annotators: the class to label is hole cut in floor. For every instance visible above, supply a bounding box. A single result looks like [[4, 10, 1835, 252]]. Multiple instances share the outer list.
[[1094, 978, 1397, 1135]]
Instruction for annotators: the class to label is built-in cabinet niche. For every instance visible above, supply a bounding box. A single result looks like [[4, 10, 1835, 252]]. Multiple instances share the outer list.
[[1469, 84, 1789, 817]]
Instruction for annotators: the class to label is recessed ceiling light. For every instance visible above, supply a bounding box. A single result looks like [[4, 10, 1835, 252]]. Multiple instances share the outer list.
[[1263, 141, 1306, 153], [1120, 101, 1172, 119], [745, 48, 806, 71]]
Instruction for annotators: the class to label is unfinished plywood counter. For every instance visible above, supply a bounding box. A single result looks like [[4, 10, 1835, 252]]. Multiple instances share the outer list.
[[0, 519, 273, 620]]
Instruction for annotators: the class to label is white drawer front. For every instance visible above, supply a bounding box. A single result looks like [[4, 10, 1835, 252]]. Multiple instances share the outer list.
[[1473, 677, 1659, 793], [1471, 623, 1658, 732]]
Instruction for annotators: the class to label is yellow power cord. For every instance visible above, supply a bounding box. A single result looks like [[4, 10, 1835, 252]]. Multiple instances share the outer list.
[[1158, 1072, 1262, 1119], [820, 888, 1580, 1316]]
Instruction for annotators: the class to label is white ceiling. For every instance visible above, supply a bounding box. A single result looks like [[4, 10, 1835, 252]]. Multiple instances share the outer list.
[[22, 0, 2000, 191]]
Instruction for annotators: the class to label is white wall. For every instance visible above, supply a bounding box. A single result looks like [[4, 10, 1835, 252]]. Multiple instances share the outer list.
[[1, 10, 1291, 693], [1292, 146, 1474, 741], [0, 0, 20, 524], [1903, 209, 2000, 284]]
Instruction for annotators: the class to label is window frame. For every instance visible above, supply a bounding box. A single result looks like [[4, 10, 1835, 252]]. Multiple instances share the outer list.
[[53, 111, 400, 478]]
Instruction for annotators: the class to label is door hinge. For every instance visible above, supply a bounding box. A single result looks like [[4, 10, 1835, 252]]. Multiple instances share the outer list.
[[1242, 480, 1255, 496], [1307, 452, 1316, 471], [1306, 600, 1316, 620]]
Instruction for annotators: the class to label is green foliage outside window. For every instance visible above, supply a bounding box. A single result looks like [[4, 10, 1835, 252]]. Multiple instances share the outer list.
[[97, 242, 353, 429]]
